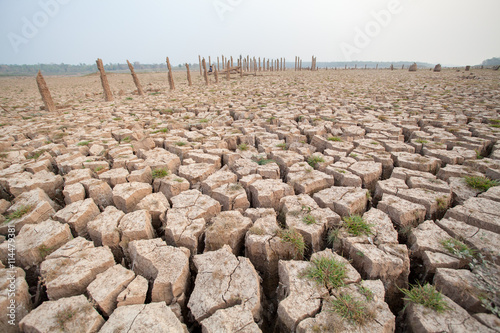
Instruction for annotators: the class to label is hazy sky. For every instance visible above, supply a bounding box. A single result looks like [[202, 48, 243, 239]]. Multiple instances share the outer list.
[[1, 0, 499, 66]]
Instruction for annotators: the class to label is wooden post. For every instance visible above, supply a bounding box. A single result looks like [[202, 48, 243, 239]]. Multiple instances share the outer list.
[[246, 56, 250, 71], [259, 57, 261, 71], [226, 60, 231, 81], [209, 56, 211, 68], [185, 64, 192, 86], [300, 59, 302, 71], [126, 60, 144, 96], [96, 58, 114, 101], [231, 56, 234, 68], [240, 59, 243, 77], [214, 63, 219, 83], [166, 57, 175, 90], [217, 57, 220, 71], [202, 58, 209, 85], [283, 58, 285, 71], [199, 55, 203, 76], [36, 70, 57, 113]]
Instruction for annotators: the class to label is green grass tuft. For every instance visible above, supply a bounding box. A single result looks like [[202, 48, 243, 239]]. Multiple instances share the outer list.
[[302, 214, 317, 225], [440, 238, 475, 260], [464, 176, 499, 192], [328, 136, 342, 142], [152, 168, 169, 179], [277, 228, 306, 259], [238, 143, 249, 151], [302, 256, 347, 289], [308, 155, 325, 168], [328, 294, 375, 325], [4, 205, 33, 224], [343, 215, 372, 236], [401, 283, 449, 313]]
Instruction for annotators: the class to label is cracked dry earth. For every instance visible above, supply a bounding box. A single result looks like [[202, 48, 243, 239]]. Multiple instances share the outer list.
[[0, 68, 500, 332]]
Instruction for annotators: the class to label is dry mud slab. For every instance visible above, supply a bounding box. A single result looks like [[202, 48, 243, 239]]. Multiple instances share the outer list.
[[0, 68, 499, 332]]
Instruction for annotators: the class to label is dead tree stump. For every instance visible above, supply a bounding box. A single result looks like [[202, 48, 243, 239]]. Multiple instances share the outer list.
[[186, 64, 192, 86], [199, 55, 203, 76], [202, 58, 209, 85], [36, 70, 57, 113], [96, 58, 114, 102], [166, 57, 175, 90], [226, 61, 231, 81], [126, 60, 144, 96], [214, 64, 219, 83]]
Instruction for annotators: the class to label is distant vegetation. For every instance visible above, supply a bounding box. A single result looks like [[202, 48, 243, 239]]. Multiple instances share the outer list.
[[2, 58, 497, 76], [481, 57, 500, 66], [0, 62, 199, 76]]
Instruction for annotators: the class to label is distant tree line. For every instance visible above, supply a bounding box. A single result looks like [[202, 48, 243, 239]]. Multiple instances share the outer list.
[[0, 62, 201, 76], [481, 57, 500, 67]]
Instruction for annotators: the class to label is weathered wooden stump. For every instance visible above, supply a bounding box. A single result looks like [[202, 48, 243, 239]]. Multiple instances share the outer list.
[[185, 64, 192, 86], [226, 61, 231, 81], [465, 65, 471, 71], [126, 60, 144, 96], [202, 58, 209, 85], [434, 64, 442, 72], [198, 55, 202, 76], [166, 57, 175, 90], [409, 63, 417, 72], [36, 70, 57, 113], [96, 58, 114, 102], [214, 64, 219, 83]]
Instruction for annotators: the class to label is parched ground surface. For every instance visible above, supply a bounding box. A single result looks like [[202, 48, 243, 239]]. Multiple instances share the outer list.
[[0, 68, 500, 332]]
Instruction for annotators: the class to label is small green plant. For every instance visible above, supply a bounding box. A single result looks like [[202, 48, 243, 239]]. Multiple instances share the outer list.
[[159, 108, 173, 114], [302, 214, 317, 225], [28, 150, 46, 160], [160, 128, 169, 133], [175, 141, 187, 146], [328, 293, 374, 325], [327, 228, 340, 246], [95, 166, 104, 172], [125, 97, 133, 100], [475, 150, 483, 159], [328, 136, 342, 142], [308, 155, 325, 168], [400, 283, 449, 313], [415, 139, 428, 144], [174, 178, 184, 183], [55, 307, 77, 330], [256, 158, 274, 165], [349, 153, 358, 158], [4, 205, 33, 223], [343, 215, 372, 236], [152, 168, 169, 179], [238, 143, 248, 151], [229, 183, 243, 192], [358, 285, 374, 301], [199, 118, 208, 123], [378, 115, 388, 122], [302, 256, 347, 289], [436, 196, 448, 210], [464, 176, 499, 192], [122, 136, 131, 143], [248, 226, 265, 235], [113, 117, 122, 121], [277, 228, 306, 259], [39, 244, 54, 259], [77, 141, 90, 146], [276, 143, 287, 150], [440, 238, 475, 260]]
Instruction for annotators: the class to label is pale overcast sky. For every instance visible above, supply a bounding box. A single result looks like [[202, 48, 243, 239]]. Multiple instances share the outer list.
[[0, 0, 499, 66]]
